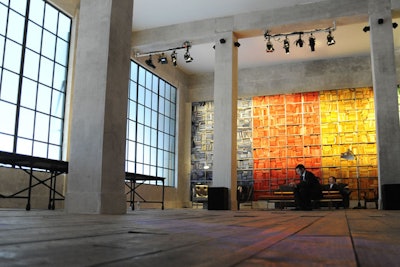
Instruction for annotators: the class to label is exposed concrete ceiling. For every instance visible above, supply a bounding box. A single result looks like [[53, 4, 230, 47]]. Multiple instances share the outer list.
[[131, 0, 400, 75], [51, 0, 400, 75]]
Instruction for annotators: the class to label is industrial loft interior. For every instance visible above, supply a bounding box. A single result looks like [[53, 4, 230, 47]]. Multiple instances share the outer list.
[[1, 0, 400, 266], [1, 0, 400, 218]]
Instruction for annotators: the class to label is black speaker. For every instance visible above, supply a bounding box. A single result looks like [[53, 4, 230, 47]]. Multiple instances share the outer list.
[[382, 184, 400, 210], [208, 187, 229, 210]]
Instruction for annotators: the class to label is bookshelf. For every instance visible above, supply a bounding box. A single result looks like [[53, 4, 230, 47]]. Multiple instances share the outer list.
[[190, 87, 380, 202]]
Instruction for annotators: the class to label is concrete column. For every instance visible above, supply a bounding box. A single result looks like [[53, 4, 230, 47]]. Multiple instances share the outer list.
[[368, 0, 400, 208], [66, 0, 133, 214], [213, 30, 238, 210]]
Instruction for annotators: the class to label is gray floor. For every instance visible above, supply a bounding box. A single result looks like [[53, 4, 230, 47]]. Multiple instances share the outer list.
[[0, 207, 399, 267]]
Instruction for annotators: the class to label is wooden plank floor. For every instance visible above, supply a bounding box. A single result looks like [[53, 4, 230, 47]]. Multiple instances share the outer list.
[[0, 208, 399, 266]]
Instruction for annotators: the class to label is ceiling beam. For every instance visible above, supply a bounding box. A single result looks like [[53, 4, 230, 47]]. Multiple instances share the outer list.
[[131, 0, 371, 54]]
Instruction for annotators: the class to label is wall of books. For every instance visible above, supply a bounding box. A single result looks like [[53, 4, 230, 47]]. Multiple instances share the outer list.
[[191, 87, 383, 201]]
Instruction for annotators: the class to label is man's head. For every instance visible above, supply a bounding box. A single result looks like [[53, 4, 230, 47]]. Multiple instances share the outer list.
[[328, 176, 336, 184], [295, 164, 305, 175]]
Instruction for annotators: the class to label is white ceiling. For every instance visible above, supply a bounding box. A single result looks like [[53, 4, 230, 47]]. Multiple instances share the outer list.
[[132, 0, 399, 75]]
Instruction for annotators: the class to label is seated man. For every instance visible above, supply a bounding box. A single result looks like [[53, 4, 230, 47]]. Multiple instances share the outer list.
[[291, 164, 323, 210], [322, 176, 351, 208]]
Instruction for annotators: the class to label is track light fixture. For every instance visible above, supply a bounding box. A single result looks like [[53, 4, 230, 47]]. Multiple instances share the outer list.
[[135, 40, 194, 68], [295, 34, 304, 47], [145, 55, 156, 69], [326, 30, 335, 46], [264, 21, 336, 54], [283, 36, 290, 54], [158, 53, 168, 64], [234, 41, 241, 47], [363, 21, 398, 32], [219, 38, 226, 44], [265, 35, 274, 53], [171, 50, 177, 66], [309, 33, 316, 52]]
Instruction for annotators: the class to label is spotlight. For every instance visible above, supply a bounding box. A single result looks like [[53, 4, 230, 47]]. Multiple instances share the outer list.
[[393, 22, 398, 29], [184, 48, 193, 63], [145, 55, 156, 69], [283, 36, 290, 54], [295, 34, 304, 47], [378, 18, 384, 24], [363, 26, 370, 32], [234, 41, 241, 47], [326, 30, 335, 46], [171, 50, 177, 66], [158, 53, 168, 64], [265, 36, 274, 53], [309, 33, 316, 52], [220, 38, 226, 44]]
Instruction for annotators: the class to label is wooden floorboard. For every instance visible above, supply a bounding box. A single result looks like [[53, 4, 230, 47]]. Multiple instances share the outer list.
[[0, 208, 399, 266]]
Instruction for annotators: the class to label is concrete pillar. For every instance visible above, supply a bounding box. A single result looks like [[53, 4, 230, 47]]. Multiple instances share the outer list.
[[66, 0, 133, 214], [368, 0, 400, 208], [213, 29, 238, 210]]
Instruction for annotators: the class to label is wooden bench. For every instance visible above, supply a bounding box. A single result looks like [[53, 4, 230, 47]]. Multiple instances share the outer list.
[[258, 190, 344, 210]]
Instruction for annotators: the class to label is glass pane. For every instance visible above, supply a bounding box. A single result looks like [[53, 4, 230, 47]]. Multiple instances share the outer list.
[[130, 61, 137, 81], [158, 132, 164, 149], [138, 85, 145, 105], [51, 90, 64, 118], [0, 133, 14, 152], [151, 110, 157, 128], [0, 100, 16, 134], [158, 114, 164, 132], [0, 4, 7, 36], [136, 123, 143, 143], [144, 107, 151, 126], [49, 116, 62, 144], [57, 12, 70, 41], [4, 39, 22, 72], [137, 104, 144, 124], [21, 78, 37, 109], [165, 84, 171, 101], [7, 10, 25, 43], [152, 92, 158, 110], [159, 80, 165, 97], [55, 37, 68, 65], [29, 0, 44, 26], [136, 143, 143, 163], [36, 84, 51, 113], [164, 133, 169, 150], [145, 72, 152, 88], [26, 21, 42, 53], [127, 120, 135, 141], [42, 30, 56, 59], [23, 49, 40, 80], [10, 0, 26, 15], [164, 116, 169, 133], [150, 166, 156, 177], [144, 126, 150, 145], [53, 63, 67, 91], [151, 128, 157, 147], [129, 81, 137, 101], [127, 141, 135, 161], [151, 147, 157, 165], [138, 66, 145, 86], [48, 144, 60, 160], [136, 163, 143, 174], [159, 98, 165, 114], [16, 137, 32, 155], [165, 100, 170, 117], [0, 36, 4, 66], [0, 69, 19, 103], [171, 87, 176, 102], [145, 88, 151, 107], [128, 100, 136, 121], [33, 140, 47, 157], [17, 107, 34, 138], [171, 102, 176, 118], [39, 56, 54, 86], [44, 3, 57, 34], [34, 112, 49, 142], [143, 145, 150, 164], [157, 152, 163, 168], [152, 76, 158, 92]]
